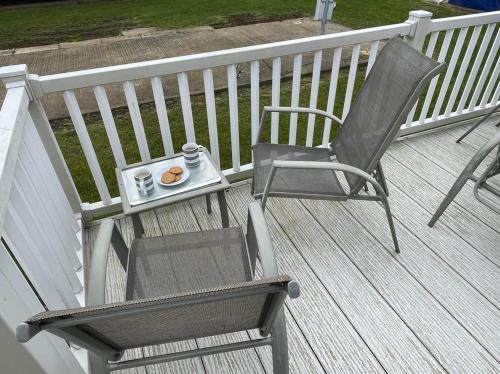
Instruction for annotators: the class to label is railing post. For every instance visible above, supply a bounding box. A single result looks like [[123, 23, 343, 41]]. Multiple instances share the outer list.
[[404, 10, 433, 50], [0, 65, 82, 214]]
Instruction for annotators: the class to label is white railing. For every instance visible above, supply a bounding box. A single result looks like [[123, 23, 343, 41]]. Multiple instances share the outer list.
[[0, 66, 86, 373], [2, 10, 500, 217]]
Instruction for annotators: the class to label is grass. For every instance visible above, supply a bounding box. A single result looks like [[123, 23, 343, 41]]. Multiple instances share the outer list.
[[0, 0, 468, 49], [33, 1, 479, 203]]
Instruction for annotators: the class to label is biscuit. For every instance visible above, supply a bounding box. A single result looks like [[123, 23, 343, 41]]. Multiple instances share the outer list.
[[161, 172, 176, 184], [169, 166, 183, 175], [174, 174, 182, 182]]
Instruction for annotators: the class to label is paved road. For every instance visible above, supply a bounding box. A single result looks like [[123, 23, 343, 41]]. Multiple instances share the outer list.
[[0, 18, 354, 120]]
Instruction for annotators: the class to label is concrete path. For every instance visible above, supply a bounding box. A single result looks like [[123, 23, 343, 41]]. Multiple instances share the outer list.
[[0, 18, 354, 120]]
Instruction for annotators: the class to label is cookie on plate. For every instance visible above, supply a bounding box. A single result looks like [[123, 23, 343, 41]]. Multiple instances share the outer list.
[[161, 172, 176, 184], [174, 174, 182, 182], [169, 166, 183, 175]]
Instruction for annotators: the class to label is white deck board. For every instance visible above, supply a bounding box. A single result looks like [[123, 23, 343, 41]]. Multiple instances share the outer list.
[[84, 120, 500, 373]]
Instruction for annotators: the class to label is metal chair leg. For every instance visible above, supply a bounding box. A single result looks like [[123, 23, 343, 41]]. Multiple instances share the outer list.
[[380, 195, 400, 253], [456, 103, 500, 143], [205, 194, 212, 215], [376, 162, 389, 196], [271, 309, 289, 374]]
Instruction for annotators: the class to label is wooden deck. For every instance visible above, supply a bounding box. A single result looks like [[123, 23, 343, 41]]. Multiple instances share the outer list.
[[84, 120, 500, 374]]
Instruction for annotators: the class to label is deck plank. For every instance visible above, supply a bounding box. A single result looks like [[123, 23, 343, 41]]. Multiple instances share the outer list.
[[268, 196, 499, 373], [228, 185, 444, 373]]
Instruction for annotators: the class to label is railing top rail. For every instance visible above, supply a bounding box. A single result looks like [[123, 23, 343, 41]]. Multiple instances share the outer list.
[[429, 10, 500, 32], [30, 22, 412, 94]]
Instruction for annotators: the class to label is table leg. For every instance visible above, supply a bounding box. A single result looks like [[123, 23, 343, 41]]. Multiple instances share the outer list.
[[132, 213, 144, 239], [217, 190, 229, 228], [206, 194, 212, 215]]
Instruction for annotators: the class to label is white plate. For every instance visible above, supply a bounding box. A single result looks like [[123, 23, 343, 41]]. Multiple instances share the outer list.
[[155, 167, 191, 187]]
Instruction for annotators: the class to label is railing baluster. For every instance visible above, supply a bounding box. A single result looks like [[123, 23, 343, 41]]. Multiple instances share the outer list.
[[342, 43, 361, 121], [444, 26, 482, 117], [456, 24, 496, 114], [203, 68, 220, 167], [123, 81, 151, 161], [432, 27, 468, 120], [93, 85, 126, 167], [151, 77, 174, 157], [250, 61, 260, 146], [365, 40, 380, 77], [177, 72, 196, 143], [479, 57, 500, 108], [306, 50, 323, 147], [468, 29, 500, 111], [419, 29, 454, 124], [271, 57, 281, 143], [491, 78, 500, 105], [405, 31, 439, 127], [323, 47, 342, 147], [227, 64, 240, 172], [289, 54, 302, 145], [63, 90, 111, 205]]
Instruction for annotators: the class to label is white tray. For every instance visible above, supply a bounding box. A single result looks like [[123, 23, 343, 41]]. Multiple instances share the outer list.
[[121, 152, 221, 206]]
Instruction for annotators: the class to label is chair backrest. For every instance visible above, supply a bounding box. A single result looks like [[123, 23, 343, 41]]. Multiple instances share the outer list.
[[331, 36, 446, 194], [17, 276, 292, 362]]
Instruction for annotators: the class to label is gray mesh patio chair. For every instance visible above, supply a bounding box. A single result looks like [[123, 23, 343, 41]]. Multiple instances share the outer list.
[[429, 110, 500, 225], [252, 36, 446, 253], [16, 201, 300, 374]]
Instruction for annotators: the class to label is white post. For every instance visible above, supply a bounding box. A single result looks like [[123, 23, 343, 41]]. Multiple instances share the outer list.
[[404, 10, 433, 50], [0, 65, 82, 214]]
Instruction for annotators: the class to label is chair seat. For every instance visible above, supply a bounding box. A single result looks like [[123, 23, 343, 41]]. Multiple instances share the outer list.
[[252, 143, 346, 198], [126, 227, 252, 300]]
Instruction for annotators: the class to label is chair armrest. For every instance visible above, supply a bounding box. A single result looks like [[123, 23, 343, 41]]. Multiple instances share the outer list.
[[247, 202, 300, 299], [257, 106, 343, 143], [87, 219, 129, 306], [261, 160, 387, 211]]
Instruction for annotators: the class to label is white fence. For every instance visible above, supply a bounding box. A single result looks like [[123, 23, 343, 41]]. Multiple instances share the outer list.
[[2, 11, 500, 217], [0, 66, 86, 373]]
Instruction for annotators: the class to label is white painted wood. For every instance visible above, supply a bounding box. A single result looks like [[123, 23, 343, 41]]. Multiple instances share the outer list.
[[405, 31, 438, 127], [429, 10, 500, 32], [479, 57, 500, 108], [0, 86, 29, 236], [491, 78, 500, 105], [227, 64, 240, 172], [468, 29, 500, 111], [250, 61, 260, 146], [17, 142, 81, 274], [271, 57, 281, 143], [432, 27, 468, 121], [93, 85, 126, 167], [456, 24, 496, 114], [323, 47, 342, 147], [123, 80, 151, 161], [177, 72, 196, 143], [444, 26, 482, 117], [289, 54, 302, 145], [151, 76, 174, 157], [23, 117, 81, 254], [63, 90, 112, 205], [34, 23, 413, 93], [0, 242, 85, 374], [365, 40, 379, 77], [306, 50, 323, 147], [342, 43, 361, 121], [203, 69, 220, 167], [419, 29, 454, 124]]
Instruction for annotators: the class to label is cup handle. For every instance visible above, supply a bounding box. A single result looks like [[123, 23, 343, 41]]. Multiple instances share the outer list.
[[139, 179, 145, 194]]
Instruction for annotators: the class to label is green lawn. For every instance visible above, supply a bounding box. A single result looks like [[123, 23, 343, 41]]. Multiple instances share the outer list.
[[34, 0, 474, 203], [0, 0, 468, 49]]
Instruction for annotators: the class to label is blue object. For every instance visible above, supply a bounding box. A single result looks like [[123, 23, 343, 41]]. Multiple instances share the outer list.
[[449, 0, 500, 11]]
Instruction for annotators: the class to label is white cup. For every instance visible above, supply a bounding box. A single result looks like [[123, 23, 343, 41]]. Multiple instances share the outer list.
[[182, 143, 200, 168], [134, 168, 154, 196]]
